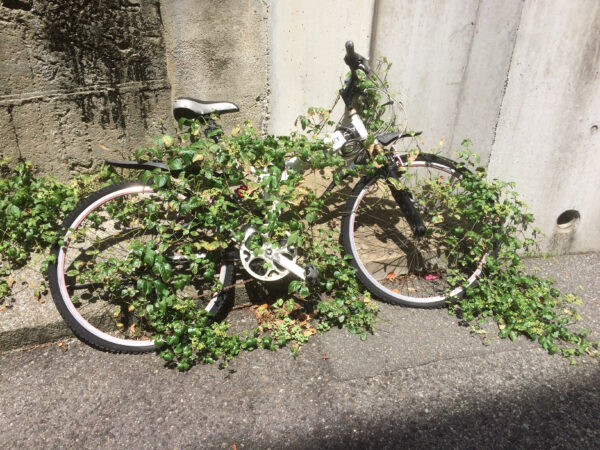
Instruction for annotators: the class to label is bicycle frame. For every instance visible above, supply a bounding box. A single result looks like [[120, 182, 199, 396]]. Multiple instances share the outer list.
[[104, 41, 428, 285]]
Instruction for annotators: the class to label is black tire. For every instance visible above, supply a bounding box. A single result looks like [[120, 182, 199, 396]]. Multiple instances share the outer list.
[[341, 153, 487, 307], [48, 181, 235, 353]]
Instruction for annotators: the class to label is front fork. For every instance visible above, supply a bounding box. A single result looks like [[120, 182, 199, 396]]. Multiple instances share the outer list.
[[384, 163, 427, 238]]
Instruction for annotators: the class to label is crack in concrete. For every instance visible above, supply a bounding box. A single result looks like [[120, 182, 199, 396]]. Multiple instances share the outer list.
[[488, 1, 525, 166], [6, 105, 23, 159], [368, 0, 380, 60], [447, 1, 480, 154], [261, 0, 271, 135], [0, 80, 170, 106], [331, 346, 568, 384]]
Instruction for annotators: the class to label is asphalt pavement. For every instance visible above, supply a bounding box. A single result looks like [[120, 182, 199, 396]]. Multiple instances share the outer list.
[[0, 253, 599, 448]]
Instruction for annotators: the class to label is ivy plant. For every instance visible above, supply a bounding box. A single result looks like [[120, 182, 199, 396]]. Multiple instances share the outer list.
[[0, 57, 596, 371], [447, 145, 598, 357], [0, 160, 119, 303]]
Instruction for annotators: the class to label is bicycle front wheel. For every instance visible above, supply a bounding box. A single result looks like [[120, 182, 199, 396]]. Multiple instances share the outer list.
[[341, 154, 487, 307], [48, 181, 235, 353]]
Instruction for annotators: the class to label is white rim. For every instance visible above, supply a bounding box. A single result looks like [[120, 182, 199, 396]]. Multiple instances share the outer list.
[[56, 184, 228, 349], [348, 161, 486, 304]]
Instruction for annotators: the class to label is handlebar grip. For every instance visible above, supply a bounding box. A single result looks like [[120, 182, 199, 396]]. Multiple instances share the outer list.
[[344, 40, 360, 70], [345, 40, 356, 57]]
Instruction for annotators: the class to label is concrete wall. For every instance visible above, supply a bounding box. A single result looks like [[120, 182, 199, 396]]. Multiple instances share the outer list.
[[268, 0, 374, 135], [159, 0, 269, 132], [0, 0, 171, 180], [1, 0, 598, 254], [372, 0, 481, 156], [266, 0, 599, 254], [371, 0, 524, 164], [487, 0, 600, 255]]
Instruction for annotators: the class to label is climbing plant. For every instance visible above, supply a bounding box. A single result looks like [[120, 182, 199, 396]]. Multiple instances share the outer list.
[[0, 59, 596, 370]]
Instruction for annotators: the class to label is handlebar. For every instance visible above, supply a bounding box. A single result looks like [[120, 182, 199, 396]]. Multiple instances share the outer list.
[[344, 41, 357, 67], [340, 41, 370, 109], [344, 40, 369, 73]]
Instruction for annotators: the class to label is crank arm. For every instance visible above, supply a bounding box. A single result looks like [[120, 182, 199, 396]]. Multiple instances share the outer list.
[[271, 253, 306, 280], [270, 254, 319, 283]]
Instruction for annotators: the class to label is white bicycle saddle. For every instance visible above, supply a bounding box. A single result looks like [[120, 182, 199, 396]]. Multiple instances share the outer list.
[[173, 97, 239, 120]]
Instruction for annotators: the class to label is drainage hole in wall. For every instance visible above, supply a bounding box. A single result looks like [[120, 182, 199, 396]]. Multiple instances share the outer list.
[[591, 125, 599, 135], [556, 210, 580, 233]]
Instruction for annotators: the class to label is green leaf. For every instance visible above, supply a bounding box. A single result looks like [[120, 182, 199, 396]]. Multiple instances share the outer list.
[[168, 158, 184, 171], [137, 279, 153, 296], [153, 261, 172, 282], [153, 173, 169, 188], [287, 231, 299, 246], [288, 280, 302, 293], [298, 285, 310, 298], [162, 135, 174, 147], [143, 246, 155, 266]]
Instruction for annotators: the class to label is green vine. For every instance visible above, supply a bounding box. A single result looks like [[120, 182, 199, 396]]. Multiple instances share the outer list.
[[66, 122, 378, 370], [0, 57, 596, 369], [446, 145, 598, 357], [425, 143, 599, 357], [352, 58, 395, 134], [0, 160, 119, 302]]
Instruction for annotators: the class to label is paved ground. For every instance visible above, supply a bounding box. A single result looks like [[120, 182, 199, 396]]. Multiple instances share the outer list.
[[0, 253, 599, 448]]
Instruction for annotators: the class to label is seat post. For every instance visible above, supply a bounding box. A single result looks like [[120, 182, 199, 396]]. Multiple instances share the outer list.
[[204, 117, 223, 143]]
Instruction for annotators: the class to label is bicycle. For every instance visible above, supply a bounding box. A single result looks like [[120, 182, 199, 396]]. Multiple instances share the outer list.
[[48, 41, 487, 353]]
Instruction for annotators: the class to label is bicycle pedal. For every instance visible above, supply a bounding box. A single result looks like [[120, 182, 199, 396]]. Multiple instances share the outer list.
[[305, 264, 319, 284]]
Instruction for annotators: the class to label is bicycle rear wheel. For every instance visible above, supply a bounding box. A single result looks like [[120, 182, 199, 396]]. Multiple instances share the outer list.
[[341, 153, 487, 307], [48, 181, 235, 353]]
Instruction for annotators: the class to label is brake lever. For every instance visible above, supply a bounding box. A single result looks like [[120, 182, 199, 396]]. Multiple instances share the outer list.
[[358, 56, 371, 75]]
